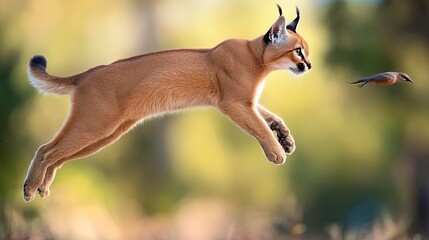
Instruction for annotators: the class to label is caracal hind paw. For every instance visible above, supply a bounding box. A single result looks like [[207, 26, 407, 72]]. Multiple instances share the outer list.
[[23, 182, 36, 202]]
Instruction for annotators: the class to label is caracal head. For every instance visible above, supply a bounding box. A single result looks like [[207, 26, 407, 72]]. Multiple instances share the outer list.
[[263, 5, 312, 75]]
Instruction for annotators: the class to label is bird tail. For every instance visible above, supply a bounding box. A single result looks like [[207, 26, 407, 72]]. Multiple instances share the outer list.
[[28, 55, 77, 95], [348, 80, 367, 88]]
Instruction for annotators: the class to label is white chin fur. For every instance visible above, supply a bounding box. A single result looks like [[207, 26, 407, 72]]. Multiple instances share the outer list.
[[271, 61, 309, 76], [272, 61, 295, 71], [288, 67, 306, 76]]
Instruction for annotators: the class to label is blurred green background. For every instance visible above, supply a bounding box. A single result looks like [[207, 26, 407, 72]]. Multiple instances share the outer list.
[[1, 0, 428, 239]]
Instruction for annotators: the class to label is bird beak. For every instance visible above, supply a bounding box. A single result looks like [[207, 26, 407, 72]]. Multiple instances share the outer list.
[[406, 78, 414, 83]]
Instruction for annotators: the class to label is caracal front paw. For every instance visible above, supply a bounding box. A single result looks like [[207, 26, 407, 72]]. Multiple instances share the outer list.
[[270, 121, 295, 155], [263, 143, 287, 165]]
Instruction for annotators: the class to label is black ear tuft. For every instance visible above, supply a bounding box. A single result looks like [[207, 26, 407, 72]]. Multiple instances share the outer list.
[[286, 7, 300, 33], [295, 7, 300, 18], [276, 4, 283, 16]]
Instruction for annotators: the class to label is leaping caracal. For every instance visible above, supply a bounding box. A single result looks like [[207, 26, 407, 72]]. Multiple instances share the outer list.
[[24, 5, 312, 202]]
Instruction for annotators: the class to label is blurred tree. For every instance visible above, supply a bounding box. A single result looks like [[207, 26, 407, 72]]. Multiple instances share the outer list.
[[0, 24, 43, 238], [0, 39, 29, 199], [379, 0, 429, 41], [378, 0, 429, 236], [324, 0, 394, 75], [114, 0, 183, 213], [318, 0, 429, 236]]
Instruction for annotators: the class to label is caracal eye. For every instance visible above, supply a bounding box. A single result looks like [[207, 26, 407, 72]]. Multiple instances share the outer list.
[[295, 47, 302, 55]]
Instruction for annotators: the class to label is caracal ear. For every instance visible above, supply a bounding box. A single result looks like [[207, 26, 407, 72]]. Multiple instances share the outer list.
[[269, 16, 288, 48]]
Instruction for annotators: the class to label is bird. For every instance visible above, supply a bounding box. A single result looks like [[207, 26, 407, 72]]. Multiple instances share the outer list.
[[348, 72, 414, 88]]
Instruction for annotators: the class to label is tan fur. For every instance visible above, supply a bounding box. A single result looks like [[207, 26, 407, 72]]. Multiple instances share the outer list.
[[23, 9, 312, 202]]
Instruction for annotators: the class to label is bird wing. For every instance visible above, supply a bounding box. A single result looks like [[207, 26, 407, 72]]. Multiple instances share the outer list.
[[349, 72, 394, 85], [358, 72, 394, 83]]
